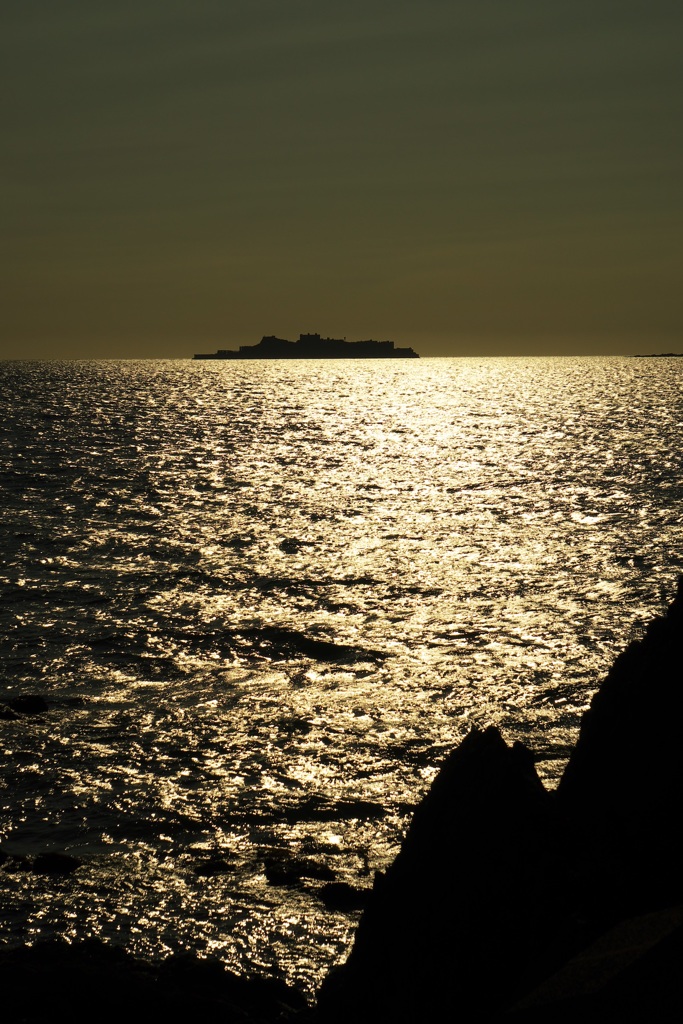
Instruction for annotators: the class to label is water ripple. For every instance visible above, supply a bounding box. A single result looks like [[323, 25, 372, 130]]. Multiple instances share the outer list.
[[0, 355, 681, 994]]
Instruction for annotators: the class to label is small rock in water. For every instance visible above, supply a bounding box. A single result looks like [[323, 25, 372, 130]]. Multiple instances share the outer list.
[[279, 537, 306, 554], [8, 694, 49, 715], [264, 856, 336, 886], [226, 535, 254, 549], [32, 853, 81, 875], [194, 857, 236, 878], [282, 796, 386, 824]]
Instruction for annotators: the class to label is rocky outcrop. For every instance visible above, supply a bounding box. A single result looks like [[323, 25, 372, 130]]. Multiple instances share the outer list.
[[0, 941, 306, 1024], [557, 576, 683, 919], [318, 728, 570, 1022], [317, 577, 683, 1022]]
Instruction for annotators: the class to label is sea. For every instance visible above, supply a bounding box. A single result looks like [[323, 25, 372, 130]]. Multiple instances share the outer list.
[[1, 356, 681, 996]]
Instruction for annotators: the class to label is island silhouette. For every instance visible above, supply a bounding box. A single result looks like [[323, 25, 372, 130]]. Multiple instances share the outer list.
[[194, 333, 419, 359]]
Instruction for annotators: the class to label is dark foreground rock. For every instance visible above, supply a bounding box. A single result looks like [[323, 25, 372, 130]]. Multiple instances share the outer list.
[[317, 577, 683, 1022], [0, 941, 307, 1024], [557, 576, 683, 920], [318, 727, 568, 1022]]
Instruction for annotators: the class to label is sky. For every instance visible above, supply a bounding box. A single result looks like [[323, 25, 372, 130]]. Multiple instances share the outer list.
[[2, 0, 681, 358]]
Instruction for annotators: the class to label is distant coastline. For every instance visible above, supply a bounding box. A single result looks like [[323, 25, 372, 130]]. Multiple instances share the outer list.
[[194, 333, 420, 359]]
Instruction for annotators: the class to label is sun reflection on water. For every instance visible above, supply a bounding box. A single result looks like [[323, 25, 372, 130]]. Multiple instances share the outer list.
[[0, 356, 681, 993]]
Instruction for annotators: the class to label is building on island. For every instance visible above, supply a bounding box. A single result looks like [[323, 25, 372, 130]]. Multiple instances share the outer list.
[[194, 333, 419, 359]]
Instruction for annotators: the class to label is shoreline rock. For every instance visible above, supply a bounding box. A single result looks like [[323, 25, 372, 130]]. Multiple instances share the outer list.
[[0, 941, 307, 1023], [317, 576, 683, 1021]]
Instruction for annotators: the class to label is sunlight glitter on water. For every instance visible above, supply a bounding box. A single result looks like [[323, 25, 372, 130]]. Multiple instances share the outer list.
[[0, 356, 681, 993]]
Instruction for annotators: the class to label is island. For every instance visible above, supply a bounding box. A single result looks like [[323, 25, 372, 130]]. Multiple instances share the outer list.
[[194, 333, 420, 359]]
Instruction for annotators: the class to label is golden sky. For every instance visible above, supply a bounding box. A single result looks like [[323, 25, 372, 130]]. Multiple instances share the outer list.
[[2, 1, 681, 357]]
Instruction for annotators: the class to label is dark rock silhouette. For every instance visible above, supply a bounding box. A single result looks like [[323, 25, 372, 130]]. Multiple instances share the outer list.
[[194, 332, 419, 360], [318, 882, 371, 912], [317, 577, 683, 1022], [0, 941, 306, 1023], [0, 693, 49, 717], [280, 796, 386, 825], [557, 577, 683, 919], [32, 851, 81, 875], [9, 694, 49, 714], [264, 855, 336, 887], [1, 850, 81, 876], [318, 728, 564, 1022], [238, 626, 384, 663], [194, 856, 237, 877], [186, 624, 385, 664]]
